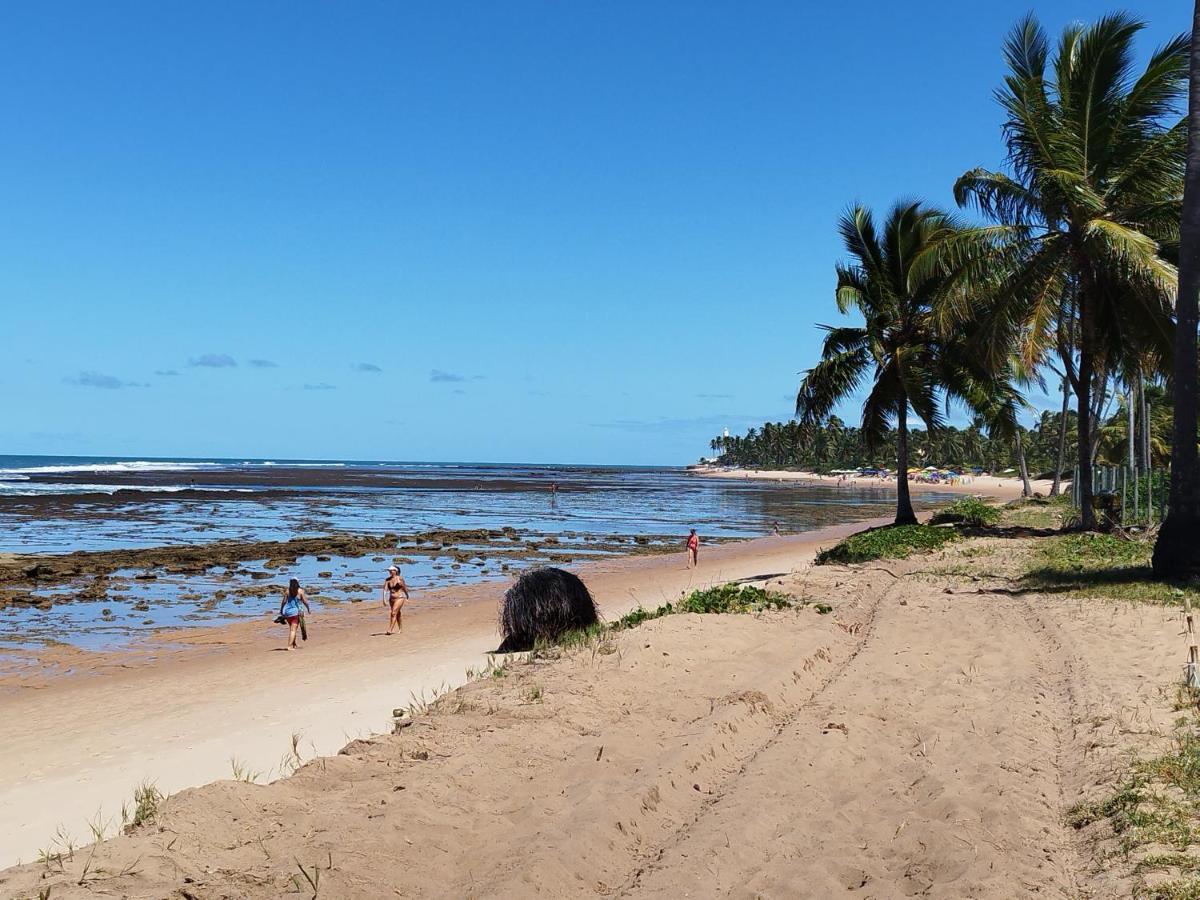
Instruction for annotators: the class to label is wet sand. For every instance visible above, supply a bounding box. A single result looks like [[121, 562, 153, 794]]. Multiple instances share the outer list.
[[0, 517, 883, 868]]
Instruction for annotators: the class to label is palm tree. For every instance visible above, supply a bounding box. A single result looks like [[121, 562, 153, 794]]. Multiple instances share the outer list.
[[946, 13, 1186, 528], [795, 202, 960, 525], [1155, 1, 1200, 578]]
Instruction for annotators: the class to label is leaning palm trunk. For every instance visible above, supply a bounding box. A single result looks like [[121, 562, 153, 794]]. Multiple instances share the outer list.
[[894, 403, 918, 525], [1154, 1, 1200, 579]]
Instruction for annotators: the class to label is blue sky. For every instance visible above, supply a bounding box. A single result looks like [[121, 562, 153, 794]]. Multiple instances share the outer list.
[[0, 1, 1186, 464]]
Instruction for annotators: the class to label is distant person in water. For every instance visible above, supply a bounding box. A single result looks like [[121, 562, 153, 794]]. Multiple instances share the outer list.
[[686, 528, 699, 568], [278, 578, 310, 650], [382, 565, 409, 635], [772, 521, 781, 535]]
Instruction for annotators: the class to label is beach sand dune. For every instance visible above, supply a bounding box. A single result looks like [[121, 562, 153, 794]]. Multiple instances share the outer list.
[[0, 535, 1177, 898]]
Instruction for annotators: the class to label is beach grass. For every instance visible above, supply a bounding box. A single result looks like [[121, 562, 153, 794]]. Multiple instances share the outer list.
[[1067, 687, 1200, 898], [1019, 532, 1200, 606], [815, 524, 960, 565], [998, 493, 1073, 530], [609, 583, 825, 631], [928, 496, 1001, 527], [516, 583, 825, 663], [122, 782, 163, 832]]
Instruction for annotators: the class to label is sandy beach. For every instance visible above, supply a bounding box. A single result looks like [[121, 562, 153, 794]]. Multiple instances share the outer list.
[[0, 510, 1182, 898], [694, 466, 1057, 501], [0, 517, 886, 871]]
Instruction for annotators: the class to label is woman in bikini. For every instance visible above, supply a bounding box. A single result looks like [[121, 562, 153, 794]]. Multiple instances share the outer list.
[[382, 565, 410, 635], [278, 578, 311, 650]]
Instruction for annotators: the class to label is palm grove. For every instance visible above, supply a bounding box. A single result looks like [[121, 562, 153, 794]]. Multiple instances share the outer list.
[[711, 11, 1200, 577]]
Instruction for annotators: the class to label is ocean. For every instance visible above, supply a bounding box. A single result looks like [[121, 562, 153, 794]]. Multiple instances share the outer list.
[[0, 456, 955, 651]]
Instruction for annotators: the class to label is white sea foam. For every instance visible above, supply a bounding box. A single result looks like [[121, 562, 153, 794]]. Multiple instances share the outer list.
[[0, 461, 223, 476]]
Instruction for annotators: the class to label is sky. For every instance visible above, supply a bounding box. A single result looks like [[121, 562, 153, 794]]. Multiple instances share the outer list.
[[0, 0, 1187, 465]]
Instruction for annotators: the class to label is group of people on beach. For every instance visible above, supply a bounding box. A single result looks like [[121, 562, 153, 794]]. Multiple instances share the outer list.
[[274, 530, 704, 649], [274, 565, 410, 650]]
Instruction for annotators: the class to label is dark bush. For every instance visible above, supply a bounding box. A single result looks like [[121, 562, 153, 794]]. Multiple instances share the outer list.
[[496, 567, 599, 653]]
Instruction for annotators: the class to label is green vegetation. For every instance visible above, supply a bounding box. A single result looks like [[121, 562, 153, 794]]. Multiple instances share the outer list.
[[1019, 532, 1200, 605], [707, 11, 1188, 536], [122, 781, 163, 832], [815, 525, 961, 565], [292, 852, 333, 898], [229, 757, 262, 784], [998, 494, 1072, 530], [1067, 689, 1200, 898], [710, 413, 1081, 481], [501, 583, 825, 669], [929, 496, 1000, 527], [611, 583, 819, 630], [791, 202, 987, 525]]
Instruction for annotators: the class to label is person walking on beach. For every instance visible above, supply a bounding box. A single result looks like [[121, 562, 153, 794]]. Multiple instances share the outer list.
[[686, 528, 699, 568], [382, 565, 409, 635], [278, 578, 311, 651]]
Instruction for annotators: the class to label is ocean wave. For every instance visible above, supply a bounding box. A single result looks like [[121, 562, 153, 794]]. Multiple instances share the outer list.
[[243, 461, 346, 468], [0, 460, 223, 476]]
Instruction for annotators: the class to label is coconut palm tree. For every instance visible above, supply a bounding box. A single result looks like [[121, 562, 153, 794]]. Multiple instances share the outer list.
[[944, 13, 1186, 528], [795, 202, 962, 525], [1155, 1, 1200, 578]]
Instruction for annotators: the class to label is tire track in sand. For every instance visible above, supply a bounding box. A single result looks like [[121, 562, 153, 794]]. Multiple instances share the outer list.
[[615, 569, 899, 896], [623, 570, 1086, 898]]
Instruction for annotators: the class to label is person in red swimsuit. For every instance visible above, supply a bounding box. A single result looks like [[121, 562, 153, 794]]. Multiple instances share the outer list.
[[686, 528, 699, 568]]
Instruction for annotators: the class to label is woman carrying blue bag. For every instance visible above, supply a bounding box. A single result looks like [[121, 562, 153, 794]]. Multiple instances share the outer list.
[[277, 578, 311, 650]]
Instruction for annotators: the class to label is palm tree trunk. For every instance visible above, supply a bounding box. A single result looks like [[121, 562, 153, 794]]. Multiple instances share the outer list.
[[1128, 386, 1137, 474], [1140, 376, 1151, 469], [1051, 376, 1070, 496], [1154, 0, 1200, 578], [1075, 290, 1097, 530], [1016, 428, 1032, 497], [894, 402, 918, 525], [1090, 373, 1108, 466]]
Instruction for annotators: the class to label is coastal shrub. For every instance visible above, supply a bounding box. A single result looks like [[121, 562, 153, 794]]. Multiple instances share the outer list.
[[928, 496, 1000, 527], [815, 525, 960, 565], [676, 583, 791, 615], [495, 567, 599, 653], [611, 584, 801, 632]]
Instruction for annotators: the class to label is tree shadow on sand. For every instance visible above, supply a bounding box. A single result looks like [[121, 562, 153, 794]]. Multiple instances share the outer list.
[[1015, 564, 1159, 596], [956, 524, 1063, 540]]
